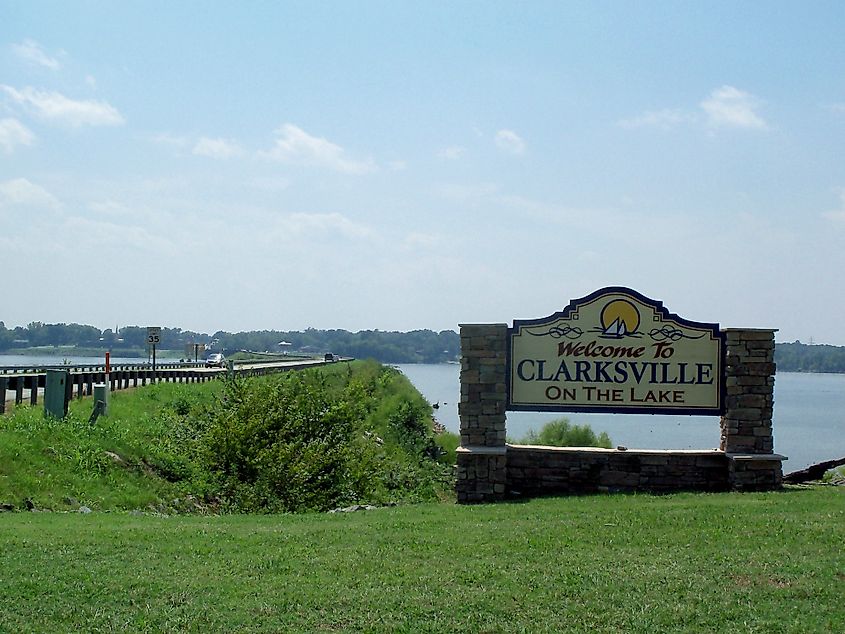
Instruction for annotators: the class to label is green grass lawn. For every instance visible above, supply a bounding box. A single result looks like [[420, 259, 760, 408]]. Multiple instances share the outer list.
[[2, 367, 843, 631], [1, 487, 843, 633]]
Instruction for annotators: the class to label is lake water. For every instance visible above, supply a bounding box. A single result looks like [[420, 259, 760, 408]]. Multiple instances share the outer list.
[[395, 364, 845, 472], [0, 354, 145, 368]]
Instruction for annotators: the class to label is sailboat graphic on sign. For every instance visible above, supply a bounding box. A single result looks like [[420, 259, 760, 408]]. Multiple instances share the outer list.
[[603, 317, 628, 337], [598, 299, 641, 338]]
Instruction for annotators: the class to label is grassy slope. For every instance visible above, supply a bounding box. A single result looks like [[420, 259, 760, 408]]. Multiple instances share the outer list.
[[0, 361, 454, 512], [0, 488, 843, 632], [0, 380, 223, 511]]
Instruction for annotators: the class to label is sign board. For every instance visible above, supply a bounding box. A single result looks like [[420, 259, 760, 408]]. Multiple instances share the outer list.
[[146, 326, 161, 346], [185, 343, 206, 357], [508, 287, 725, 415]]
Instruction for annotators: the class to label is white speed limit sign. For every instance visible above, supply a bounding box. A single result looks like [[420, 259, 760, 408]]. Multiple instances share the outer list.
[[147, 326, 161, 345]]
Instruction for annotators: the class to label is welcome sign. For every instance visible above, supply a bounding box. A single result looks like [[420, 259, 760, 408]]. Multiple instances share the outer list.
[[508, 287, 725, 415]]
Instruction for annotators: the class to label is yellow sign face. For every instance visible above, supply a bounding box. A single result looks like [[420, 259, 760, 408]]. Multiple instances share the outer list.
[[508, 287, 724, 415]]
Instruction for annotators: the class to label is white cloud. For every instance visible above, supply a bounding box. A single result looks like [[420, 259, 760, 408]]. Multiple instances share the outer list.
[[435, 182, 500, 202], [700, 85, 767, 130], [404, 232, 439, 249], [282, 212, 373, 239], [438, 145, 466, 160], [192, 137, 244, 159], [495, 129, 525, 155], [11, 39, 61, 70], [0, 178, 61, 210], [63, 216, 174, 253], [1, 85, 124, 127], [0, 118, 34, 153], [88, 199, 135, 217], [149, 132, 189, 149], [250, 176, 291, 191], [822, 190, 845, 224], [617, 108, 694, 130], [620, 86, 767, 133], [823, 102, 845, 114], [260, 123, 376, 174]]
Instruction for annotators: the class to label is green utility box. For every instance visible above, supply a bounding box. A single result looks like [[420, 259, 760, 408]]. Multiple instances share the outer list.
[[93, 383, 110, 417], [44, 369, 69, 419]]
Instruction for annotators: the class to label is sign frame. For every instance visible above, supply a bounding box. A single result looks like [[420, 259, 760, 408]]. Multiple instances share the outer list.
[[146, 326, 161, 346], [506, 286, 726, 416]]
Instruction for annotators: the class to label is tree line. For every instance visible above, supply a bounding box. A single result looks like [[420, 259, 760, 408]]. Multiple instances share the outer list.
[[774, 341, 845, 373], [3, 321, 844, 370], [0, 321, 460, 364]]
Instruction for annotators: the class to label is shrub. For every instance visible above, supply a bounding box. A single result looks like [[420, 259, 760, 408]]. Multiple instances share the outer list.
[[201, 373, 365, 512], [518, 418, 612, 448], [198, 362, 453, 512], [434, 431, 460, 464]]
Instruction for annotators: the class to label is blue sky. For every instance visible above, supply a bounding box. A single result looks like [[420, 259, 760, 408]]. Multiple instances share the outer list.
[[2, 2, 844, 343]]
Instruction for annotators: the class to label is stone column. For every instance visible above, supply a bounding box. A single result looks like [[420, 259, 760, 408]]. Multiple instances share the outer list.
[[456, 324, 508, 503], [721, 328, 784, 491]]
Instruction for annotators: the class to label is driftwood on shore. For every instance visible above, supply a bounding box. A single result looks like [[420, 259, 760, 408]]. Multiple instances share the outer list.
[[783, 457, 845, 484]]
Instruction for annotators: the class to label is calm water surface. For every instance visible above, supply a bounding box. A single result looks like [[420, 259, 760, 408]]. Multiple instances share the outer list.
[[396, 364, 845, 472], [0, 355, 144, 367]]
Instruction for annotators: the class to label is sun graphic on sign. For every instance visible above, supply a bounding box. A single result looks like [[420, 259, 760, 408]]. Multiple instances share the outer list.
[[599, 299, 641, 338]]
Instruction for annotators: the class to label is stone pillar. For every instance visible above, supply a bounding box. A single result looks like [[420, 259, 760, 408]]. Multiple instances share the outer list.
[[456, 324, 508, 503], [721, 328, 784, 491]]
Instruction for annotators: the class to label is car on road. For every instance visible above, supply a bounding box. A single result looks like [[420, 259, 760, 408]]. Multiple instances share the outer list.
[[205, 353, 226, 368]]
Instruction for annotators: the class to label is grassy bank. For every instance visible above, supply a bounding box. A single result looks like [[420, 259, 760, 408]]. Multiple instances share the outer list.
[[1, 488, 843, 632], [0, 361, 455, 513], [0, 379, 223, 511]]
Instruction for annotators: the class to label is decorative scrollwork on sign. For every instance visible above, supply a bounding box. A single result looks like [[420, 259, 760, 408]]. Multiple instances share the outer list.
[[528, 326, 584, 340], [648, 326, 705, 342]]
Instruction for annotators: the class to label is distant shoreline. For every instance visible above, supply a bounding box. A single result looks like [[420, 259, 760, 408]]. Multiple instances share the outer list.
[[3, 342, 845, 374], [0, 347, 182, 359]]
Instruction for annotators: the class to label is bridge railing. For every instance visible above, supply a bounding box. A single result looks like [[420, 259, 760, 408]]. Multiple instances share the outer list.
[[0, 358, 343, 414], [0, 361, 206, 374]]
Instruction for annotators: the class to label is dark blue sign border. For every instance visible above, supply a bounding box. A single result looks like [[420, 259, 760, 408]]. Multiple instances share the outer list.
[[506, 286, 726, 416]]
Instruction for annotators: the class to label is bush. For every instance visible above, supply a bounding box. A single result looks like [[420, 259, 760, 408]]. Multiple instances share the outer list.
[[199, 361, 453, 512], [201, 373, 364, 512], [518, 418, 612, 448], [434, 431, 460, 464]]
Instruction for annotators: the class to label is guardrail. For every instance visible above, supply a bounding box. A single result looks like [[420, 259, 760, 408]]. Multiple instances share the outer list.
[[0, 358, 346, 414], [0, 361, 205, 374]]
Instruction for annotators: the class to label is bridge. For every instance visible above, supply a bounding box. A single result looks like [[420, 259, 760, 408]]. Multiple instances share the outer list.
[[0, 357, 347, 414]]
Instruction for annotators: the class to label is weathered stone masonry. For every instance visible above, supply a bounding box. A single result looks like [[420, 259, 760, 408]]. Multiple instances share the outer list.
[[456, 324, 508, 503], [507, 447, 730, 496], [456, 324, 783, 503], [721, 328, 783, 491]]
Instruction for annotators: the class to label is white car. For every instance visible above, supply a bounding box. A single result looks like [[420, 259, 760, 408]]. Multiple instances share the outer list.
[[205, 353, 225, 368]]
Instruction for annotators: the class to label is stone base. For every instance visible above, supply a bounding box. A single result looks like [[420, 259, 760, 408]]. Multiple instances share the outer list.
[[727, 454, 786, 491], [456, 446, 507, 503], [455, 446, 788, 501], [507, 446, 731, 496]]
